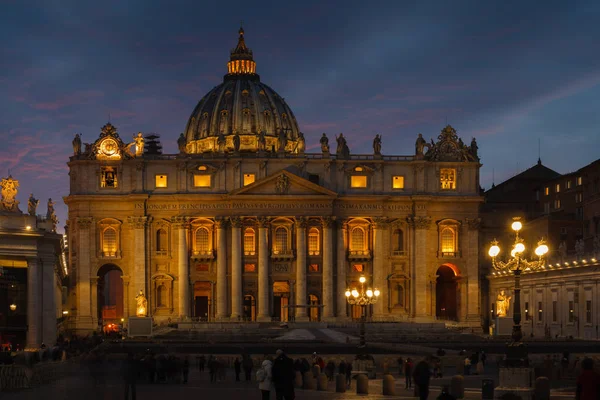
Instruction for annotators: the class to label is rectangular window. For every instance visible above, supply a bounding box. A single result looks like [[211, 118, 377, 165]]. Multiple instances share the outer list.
[[101, 167, 118, 188], [243, 173, 255, 186], [350, 176, 367, 188], [155, 174, 168, 188], [244, 230, 255, 255], [538, 302, 543, 322], [244, 263, 256, 273], [544, 187, 549, 195], [575, 192, 583, 203], [352, 264, 364, 272], [577, 176, 583, 186], [543, 203, 550, 214], [309, 264, 319, 272], [552, 301, 557, 322], [554, 199, 561, 209], [568, 300, 574, 323], [194, 175, 211, 188], [440, 168, 456, 190], [555, 183, 560, 193], [566, 180, 572, 189], [586, 300, 592, 323], [392, 176, 405, 189]]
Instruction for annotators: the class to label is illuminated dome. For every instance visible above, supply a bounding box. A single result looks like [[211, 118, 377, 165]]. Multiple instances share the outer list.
[[183, 27, 303, 154]]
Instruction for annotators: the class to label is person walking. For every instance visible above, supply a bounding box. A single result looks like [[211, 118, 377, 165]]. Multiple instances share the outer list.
[[208, 355, 217, 383], [199, 355, 206, 372], [123, 352, 138, 400], [463, 357, 471, 376], [397, 357, 404, 377], [345, 359, 353, 388], [257, 358, 274, 400], [243, 355, 254, 381], [413, 358, 432, 400], [576, 358, 600, 400], [404, 358, 413, 389], [272, 349, 295, 400], [182, 356, 190, 384], [234, 357, 242, 382]]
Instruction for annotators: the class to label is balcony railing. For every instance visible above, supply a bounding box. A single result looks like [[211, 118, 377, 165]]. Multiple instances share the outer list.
[[271, 250, 295, 260], [191, 250, 215, 260], [348, 250, 371, 260], [438, 251, 460, 258]]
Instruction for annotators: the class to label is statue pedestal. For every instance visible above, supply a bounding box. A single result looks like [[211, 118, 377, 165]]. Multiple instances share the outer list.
[[128, 317, 152, 337], [495, 317, 513, 336], [494, 367, 534, 400]]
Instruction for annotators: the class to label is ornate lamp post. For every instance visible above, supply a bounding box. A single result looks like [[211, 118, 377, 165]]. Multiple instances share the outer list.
[[345, 276, 380, 348], [488, 217, 548, 366]]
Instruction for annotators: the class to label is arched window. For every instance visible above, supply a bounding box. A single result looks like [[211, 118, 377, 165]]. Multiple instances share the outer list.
[[441, 228, 456, 254], [397, 285, 404, 307], [157, 284, 166, 307], [274, 227, 288, 254], [350, 227, 365, 252], [156, 229, 167, 252], [195, 227, 210, 254], [392, 229, 404, 254], [244, 228, 256, 255], [103, 228, 117, 256], [308, 228, 320, 255]]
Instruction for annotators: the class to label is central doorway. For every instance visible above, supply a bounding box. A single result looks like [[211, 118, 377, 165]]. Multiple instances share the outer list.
[[309, 294, 320, 321], [272, 281, 289, 322], [436, 264, 458, 320], [194, 281, 211, 321], [243, 295, 255, 321], [97, 264, 123, 327]]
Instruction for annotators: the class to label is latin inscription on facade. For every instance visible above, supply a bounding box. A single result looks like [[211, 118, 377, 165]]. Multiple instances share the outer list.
[[136, 203, 424, 212]]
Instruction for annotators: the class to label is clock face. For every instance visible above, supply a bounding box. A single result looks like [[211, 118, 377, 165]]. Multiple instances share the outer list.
[[101, 139, 118, 156]]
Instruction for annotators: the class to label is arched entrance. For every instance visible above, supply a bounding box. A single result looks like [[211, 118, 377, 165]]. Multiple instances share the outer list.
[[97, 264, 123, 328], [272, 281, 289, 322], [243, 294, 255, 321], [309, 294, 320, 322], [436, 264, 458, 320], [194, 281, 212, 321]]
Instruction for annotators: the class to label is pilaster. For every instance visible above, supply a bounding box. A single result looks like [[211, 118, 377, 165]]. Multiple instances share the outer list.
[[75, 217, 94, 331], [465, 217, 482, 324], [336, 219, 349, 320], [372, 217, 388, 320], [257, 217, 270, 322], [26, 258, 41, 349], [322, 216, 335, 320], [295, 217, 309, 321], [172, 216, 190, 319], [127, 215, 149, 300], [409, 215, 431, 320], [215, 218, 228, 320], [230, 217, 242, 320]]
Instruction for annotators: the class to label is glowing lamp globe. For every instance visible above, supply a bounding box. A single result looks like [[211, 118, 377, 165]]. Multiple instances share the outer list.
[[359, 276, 366, 284], [366, 289, 373, 298], [374, 289, 380, 297], [345, 290, 351, 298], [9, 304, 16, 311], [535, 244, 549, 257], [488, 245, 500, 257], [514, 243, 525, 253], [352, 289, 359, 298], [511, 221, 522, 231]]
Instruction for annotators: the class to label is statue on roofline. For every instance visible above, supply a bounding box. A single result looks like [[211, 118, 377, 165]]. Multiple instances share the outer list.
[[72, 134, 82, 156], [320, 133, 330, 153], [28, 193, 39, 216], [373, 134, 382, 156], [177, 133, 187, 153]]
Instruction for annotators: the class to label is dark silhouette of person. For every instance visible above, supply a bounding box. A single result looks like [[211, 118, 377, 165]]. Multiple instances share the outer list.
[[234, 357, 242, 381], [123, 352, 138, 400], [576, 358, 600, 400], [413, 359, 432, 400], [272, 349, 295, 400]]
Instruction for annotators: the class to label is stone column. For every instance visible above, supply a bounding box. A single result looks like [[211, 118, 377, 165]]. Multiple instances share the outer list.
[[26, 258, 41, 349], [173, 217, 190, 319], [122, 276, 130, 320], [322, 217, 335, 320], [76, 217, 94, 330], [127, 216, 148, 300], [257, 217, 270, 322], [372, 218, 387, 319], [90, 277, 98, 326], [230, 217, 242, 320], [465, 218, 481, 324], [215, 219, 228, 320], [41, 256, 57, 345], [411, 216, 430, 320], [295, 218, 308, 321], [336, 220, 349, 319]]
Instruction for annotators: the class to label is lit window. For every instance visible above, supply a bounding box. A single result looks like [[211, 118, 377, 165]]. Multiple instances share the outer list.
[[577, 176, 583, 186], [538, 302, 543, 321], [440, 168, 456, 190], [156, 229, 167, 252], [102, 228, 117, 256], [274, 227, 288, 254], [308, 228, 320, 255], [392, 176, 404, 189], [101, 167, 117, 188], [575, 192, 583, 203], [440, 228, 455, 254], [351, 176, 367, 188], [555, 183, 560, 193], [195, 263, 209, 272], [244, 228, 255, 255], [244, 263, 256, 272], [352, 264, 364, 272], [554, 199, 561, 209], [198, 165, 208, 171], [354, 166, 364, 172], [243, 174, 255, 186], [195, 227, 210, 253], [350, 227, 366, 251], [309, 264, 319, 272], [566, 181, 572, 189], [155, 174, 168, 188], [194, 175, 211, 188], [544, 187, 549, 196]]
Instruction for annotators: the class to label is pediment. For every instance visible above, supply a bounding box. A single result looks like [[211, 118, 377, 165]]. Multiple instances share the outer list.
[[229, 170, 337, 197]]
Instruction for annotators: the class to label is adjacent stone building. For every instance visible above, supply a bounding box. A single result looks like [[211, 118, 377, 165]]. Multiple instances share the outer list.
[[65, 28, 483, 332]]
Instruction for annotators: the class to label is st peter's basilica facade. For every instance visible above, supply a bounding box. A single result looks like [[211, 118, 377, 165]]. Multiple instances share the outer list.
[[65, 28, 483, 332]]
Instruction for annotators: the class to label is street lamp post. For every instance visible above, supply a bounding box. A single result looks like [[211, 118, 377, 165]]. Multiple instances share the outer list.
[[345, 276, 380, 349], [488, 217, 548, 366]]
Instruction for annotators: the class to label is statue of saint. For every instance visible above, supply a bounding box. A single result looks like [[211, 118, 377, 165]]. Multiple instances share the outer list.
[[558, 241, 567, 260], [575, 239, 585, 258], [134, 133, 144, 157], [135, 290, 148, 317], [177, 133, 187, 153], [0, 176, 20, 212], [496, 290, 512, 317], [28, 193, 39, 216], [257, 131, 266, 152], [233, 132, 241, 152], [296, 132, 305, 154], [470, 137, 479, 158], [320, 133, 330, 153], [336, 133, 350, 158], [373, 134, 382, 155], [278, 130, 287, 152], [72, 134, 82, 156], [415, 133, 427, 156]]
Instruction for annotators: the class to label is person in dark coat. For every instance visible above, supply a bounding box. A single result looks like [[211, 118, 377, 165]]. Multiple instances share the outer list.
[[123, 352, 138, 400], [338, 360, 347, 375], [243, 355, 254, 381], [404, 358, 413, 389], [234, 357, 242, 381], [198, 355, 206, 372], [182, 356, 190, 384], [208, 355, 217, 383], [272, 349, 295, 400], [413, 359, 432, 400], [345, 360, 353, 387]]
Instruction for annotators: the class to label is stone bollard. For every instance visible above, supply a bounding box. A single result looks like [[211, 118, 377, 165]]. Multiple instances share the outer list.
[[294, 370, 303, 388], [311, 364, 321, 378], [317, 373, 328, 391], [534, 377, 550, 400], [335, 373, 346, 393], [382, 374, 395, 395], [303, 371, 316, 390], [356, 373, 369, 394], [450, 375, 465, 399]]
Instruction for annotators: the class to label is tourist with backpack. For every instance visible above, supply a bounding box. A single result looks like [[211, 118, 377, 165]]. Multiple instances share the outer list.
[[257, 358, 273, 400]]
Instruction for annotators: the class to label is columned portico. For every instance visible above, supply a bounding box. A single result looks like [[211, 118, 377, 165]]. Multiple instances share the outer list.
[[295, 218, 308, 321], [336, 220, 348, 320], [257, 217, 270, 321], [26, 258, 40, 349], [175, 217, 191, 319], [215, 219, 228, 320], [76, 217, 94, 329], [322, 217, 335, 320], [230, 217, 243, 320]]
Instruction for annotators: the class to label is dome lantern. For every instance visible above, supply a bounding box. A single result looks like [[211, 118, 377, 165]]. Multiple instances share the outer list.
[[227, 26, 257, 76]]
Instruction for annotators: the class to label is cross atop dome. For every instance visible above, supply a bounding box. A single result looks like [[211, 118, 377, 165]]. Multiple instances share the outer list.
[[227, 25, 257, 76]]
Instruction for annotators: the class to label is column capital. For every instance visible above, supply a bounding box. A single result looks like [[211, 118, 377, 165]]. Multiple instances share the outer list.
[[77, 217, 94, 229], [371, 217, 389, 229], [408, 215, 431, 230], [127, 215, 150, 229], [335, 218, 348, 230], [257, 216, 270, 228], [320, 216, 336, 228], [215, 217, 228, 229], [229, 216, 242, 228], [121, 275, 131, 285], [296, 217, 309, 229], [465, 217, 481, 230], [170, 216, 190, 229]]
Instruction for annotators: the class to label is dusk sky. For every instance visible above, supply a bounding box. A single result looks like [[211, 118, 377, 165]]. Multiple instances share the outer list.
[[2, 1, 600, 229]]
